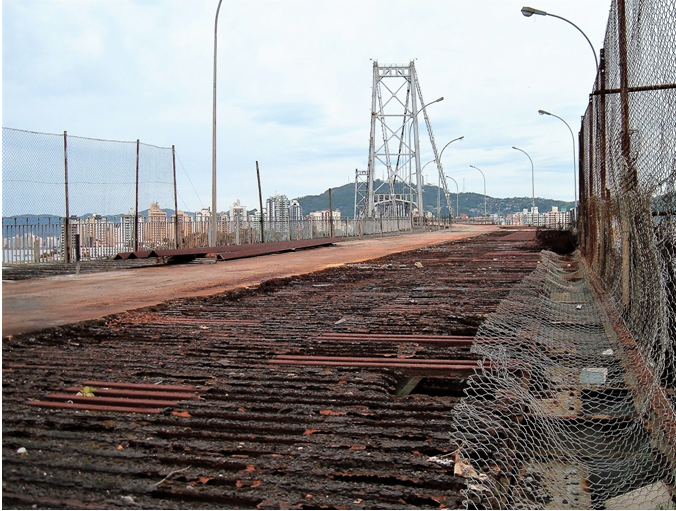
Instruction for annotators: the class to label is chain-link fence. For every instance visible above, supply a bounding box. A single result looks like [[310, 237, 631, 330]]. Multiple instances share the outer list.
[[579, 0, 676, 393], [2, 127, 444, 264], [2, 128, 177, 263], [450, 0, 676, 508]]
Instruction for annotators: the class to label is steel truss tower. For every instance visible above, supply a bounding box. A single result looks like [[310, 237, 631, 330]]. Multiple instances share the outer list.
[[363, 61, 452, 219]]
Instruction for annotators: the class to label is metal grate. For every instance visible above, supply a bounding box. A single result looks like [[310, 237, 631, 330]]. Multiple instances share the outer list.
[[27, 381, 199, 414]]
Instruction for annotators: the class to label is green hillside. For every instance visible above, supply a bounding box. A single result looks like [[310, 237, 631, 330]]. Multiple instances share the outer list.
[[295, 180, 574, 218]]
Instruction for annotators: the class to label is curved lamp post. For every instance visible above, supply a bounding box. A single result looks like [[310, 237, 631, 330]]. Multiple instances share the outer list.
[[403, 97, 444, 217], [445, 175, 460, 220], [407, 97, 445, 167], [436, 136, 464, 220], [538, 109, 577, 209], [521, 6, 599, 73], [407, 97, 445, 141], [407, 97, 444, 181], [512, 146, 535, 224], [211, 0, 224, 247], [469, 165, 487, 217]]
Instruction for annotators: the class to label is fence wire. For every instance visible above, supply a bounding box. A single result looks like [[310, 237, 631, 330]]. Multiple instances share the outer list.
[[453, 251, 675, 509], [452, 0, 676, 508], [2, 128, 176, 262]]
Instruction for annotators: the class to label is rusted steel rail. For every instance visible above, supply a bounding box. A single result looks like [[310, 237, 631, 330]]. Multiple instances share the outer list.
[[316, 333, 475, 346], [28, 381, 199, 414], [269, 355, 482, 373], [115, 238, 341, 260]]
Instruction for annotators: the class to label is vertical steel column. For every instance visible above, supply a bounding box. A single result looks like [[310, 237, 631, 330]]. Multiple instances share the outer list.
[[134, 139, 140, 252], [410, 62, 423, 214], [63, 131, 71, 264], [172, 145, 179, 249], [366, 63, 378, 216]]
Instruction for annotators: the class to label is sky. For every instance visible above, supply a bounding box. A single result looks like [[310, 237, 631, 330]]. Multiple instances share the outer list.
[[2, 0, 612, 215]]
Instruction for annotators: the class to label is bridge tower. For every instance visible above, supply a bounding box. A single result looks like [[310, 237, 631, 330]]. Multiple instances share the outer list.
[[364, 61, 452, 219]]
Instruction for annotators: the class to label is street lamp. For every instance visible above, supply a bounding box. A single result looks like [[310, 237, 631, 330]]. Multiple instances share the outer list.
[[469, 165, 487, 217], [538, 109, 577, 210], [445, 175, 460, 220], [436, 136, 464, 220], [404, 96, 443, 218], [407, 97, 445, 164], [407, 97, 444, 150], [520, 6, 599, 73], [211, 0, 224, 247], [512, 146, 535, 215]]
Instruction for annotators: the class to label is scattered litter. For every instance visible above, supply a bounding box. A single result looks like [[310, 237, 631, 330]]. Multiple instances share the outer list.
[[16, 447, 27, 455], [428, 455, 454, 467], [334, 318, 347, 325], [414, 262, 424, 268], [121, 496, 135, 504], [601, 348, 614, 356], [154, 465, 192, 487], [453, 451, 489, 480], [76, 386, 97, 397], [580, 367, 608, 385], [576, 304, 583, 310]]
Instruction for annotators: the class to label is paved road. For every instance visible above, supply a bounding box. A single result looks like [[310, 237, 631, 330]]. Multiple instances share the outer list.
[[2, 225, 499, 337]]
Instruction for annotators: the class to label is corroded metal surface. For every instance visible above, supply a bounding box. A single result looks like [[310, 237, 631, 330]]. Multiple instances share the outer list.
[[3, 229, 539, 509], [115, 238, 342, 260]]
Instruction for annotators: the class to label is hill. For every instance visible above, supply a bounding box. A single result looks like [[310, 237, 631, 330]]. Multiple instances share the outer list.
[[295, 180, 575, 218]]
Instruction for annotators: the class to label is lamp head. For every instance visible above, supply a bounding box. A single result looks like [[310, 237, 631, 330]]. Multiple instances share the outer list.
[[521, 6, 547, 17], [436, 96, 444, 103], [538, 109, 551, 116]]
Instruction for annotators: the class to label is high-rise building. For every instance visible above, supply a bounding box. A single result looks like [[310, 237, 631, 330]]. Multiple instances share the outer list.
[[146, 202, 168, 243], [194, 208, 211, 234], [230, 201, 247, 225], [266, 193, 290, 232], [289, 199, 303, 222]]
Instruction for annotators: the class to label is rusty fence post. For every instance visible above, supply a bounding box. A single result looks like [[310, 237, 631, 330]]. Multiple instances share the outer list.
[[74, 233, 81, 275], [134, 139, 140, 253], [578, 118, 587, 257], [617, 0, 633, 308], [598, 48, 608, 276], [256, 161, 265, 244], [329, 188, 334, 238], [172, 145, 179, 249], [63, 131, 71, 264]]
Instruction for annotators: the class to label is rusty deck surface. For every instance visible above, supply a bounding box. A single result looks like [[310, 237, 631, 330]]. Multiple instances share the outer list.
[[3, 228, 540, 509], [2, 226, 497, 337]]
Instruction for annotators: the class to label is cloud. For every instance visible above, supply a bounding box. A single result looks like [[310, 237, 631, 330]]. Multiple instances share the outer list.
[[3, 0, 611, 214]]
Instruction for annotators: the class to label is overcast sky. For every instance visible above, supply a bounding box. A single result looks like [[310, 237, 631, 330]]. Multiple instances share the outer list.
[[3, 0, 612, 214]]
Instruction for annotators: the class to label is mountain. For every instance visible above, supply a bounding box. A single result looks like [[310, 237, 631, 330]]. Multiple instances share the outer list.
[[295, 180, 575, 217]]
